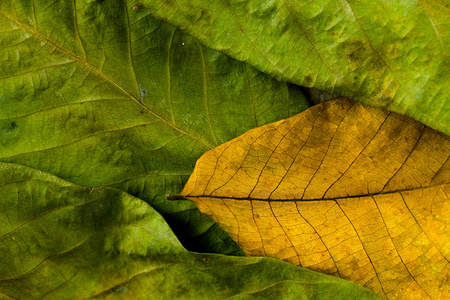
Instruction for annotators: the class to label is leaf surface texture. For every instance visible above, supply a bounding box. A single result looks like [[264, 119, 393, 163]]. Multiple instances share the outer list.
[[145, 0, 450, 135], [0, 0, 308, 255], [180, 98, 450, 299], [0, 163, 381, 299]]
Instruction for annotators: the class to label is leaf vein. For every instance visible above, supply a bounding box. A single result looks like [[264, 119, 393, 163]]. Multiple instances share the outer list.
[[0, 11, 214, 149]]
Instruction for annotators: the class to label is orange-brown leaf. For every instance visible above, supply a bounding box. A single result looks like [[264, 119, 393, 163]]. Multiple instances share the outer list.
[[178, 98, 450, 299]]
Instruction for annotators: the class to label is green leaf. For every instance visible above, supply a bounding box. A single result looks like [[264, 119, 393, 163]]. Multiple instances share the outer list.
[[145, 0, 450, 135], [0, 163, 382, 299], [0, 1, 308, 255]]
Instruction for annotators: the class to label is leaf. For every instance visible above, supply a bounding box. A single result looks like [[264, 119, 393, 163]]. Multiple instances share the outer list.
[[0, 1, 308, 255], [177, 98, 450, 299], [0, 163, 382, 299], [145, 0, 450, 135]]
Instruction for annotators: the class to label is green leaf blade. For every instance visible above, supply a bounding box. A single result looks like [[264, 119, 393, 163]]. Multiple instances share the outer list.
[[145, 0, 450, 135], [0, 1, 308, 255], [0, 163, 381, 300]]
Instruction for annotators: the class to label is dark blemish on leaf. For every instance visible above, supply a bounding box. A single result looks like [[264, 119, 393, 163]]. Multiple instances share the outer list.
[[373, 60, 384, 71], [2, 121, 19, 133], [197, 256, 210, 263], [303, 75, 313, 86], [348, 51, 358, 61], [83, 187, 94, 198], [343, 40, 367, 65], [350, 256, 360, 271], [141, 89, 147, 95], [198, 7, 215, 25], [279, 22, 290, 35], [132, 5, 144, 10]]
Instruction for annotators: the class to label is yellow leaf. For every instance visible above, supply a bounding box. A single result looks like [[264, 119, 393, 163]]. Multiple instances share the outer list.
[[177, 98, 450, 299]]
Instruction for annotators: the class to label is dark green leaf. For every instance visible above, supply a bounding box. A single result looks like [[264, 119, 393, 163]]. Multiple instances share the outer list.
[[0, 163, 381, 299]]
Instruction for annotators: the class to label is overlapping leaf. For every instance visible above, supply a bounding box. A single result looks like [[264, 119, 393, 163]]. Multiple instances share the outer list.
[[178, 98, 450, 299], [0, 0, 308, 254], [146, 0, 450, 135], [0, 163, 381, 299]]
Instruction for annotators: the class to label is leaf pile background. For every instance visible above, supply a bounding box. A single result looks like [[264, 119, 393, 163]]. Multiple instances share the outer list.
[[0, 0, 309, 256], [0, 0, 448, 299]]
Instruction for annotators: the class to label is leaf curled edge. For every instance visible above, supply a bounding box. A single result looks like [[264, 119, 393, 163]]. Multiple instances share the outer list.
[[0, 162, 381, 300]]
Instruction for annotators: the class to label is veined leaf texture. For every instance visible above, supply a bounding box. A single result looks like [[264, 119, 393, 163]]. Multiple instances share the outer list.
[[0, 0, 308, 255], [1, 0, 448, 298], [0, 163, 381, 299], [145, 0, 450, 136], [179, 99, 450, 299]]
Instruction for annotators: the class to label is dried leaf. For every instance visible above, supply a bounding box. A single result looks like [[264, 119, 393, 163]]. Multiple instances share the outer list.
[[178, 98, 450, 299]]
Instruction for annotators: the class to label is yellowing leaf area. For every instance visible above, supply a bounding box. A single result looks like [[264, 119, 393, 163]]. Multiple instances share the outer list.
[[178, 98, 450, 299]]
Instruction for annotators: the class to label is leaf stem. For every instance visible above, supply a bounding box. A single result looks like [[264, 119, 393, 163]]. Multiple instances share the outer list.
[[166, 195, 187, 200]]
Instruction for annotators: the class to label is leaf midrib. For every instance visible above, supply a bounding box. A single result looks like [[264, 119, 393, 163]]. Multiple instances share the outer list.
[[0, 120, 181, 159], [0, 11, 215, 150], [179, 183, 448, 202]]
